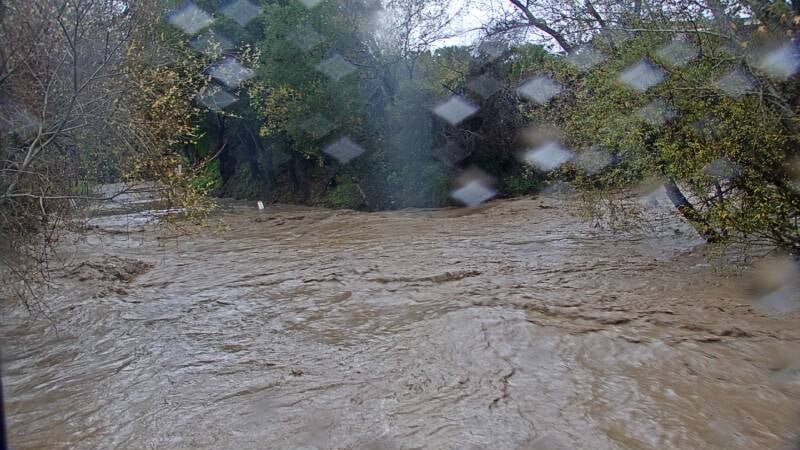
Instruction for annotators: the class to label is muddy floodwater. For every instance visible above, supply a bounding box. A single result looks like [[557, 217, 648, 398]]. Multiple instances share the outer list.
[[2, 196, 800, 449]]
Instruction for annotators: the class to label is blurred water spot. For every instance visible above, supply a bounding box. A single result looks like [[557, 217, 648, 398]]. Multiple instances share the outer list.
[[756, 42, 800, 80], [433, 141, 470, 166], [316, 54, 356, 81], [189, 30, 233, 56], [271, 149, 292, 167], [639, 190, 661, 208], [297, 114, 336, 139], [746, 255, 800, 315], [323, 137, 365, 164], [703, 158, 739, 181], [528, 433, 572, 449], [541, 180, 575, 196], [295, 411, 336, 449], [208, 58, 254, 88], [575, 148, 612, 175], [297, 0, 324, 9], [360, 437, 399, 450], [196, 85, 237, 110], [656, 39, 698, 67], [288, 24, 326, 51], [599, 29, 632, 47], [523, 142, 573, 172], [770, 349, 800, 384], [450, 178, 497, 208], [517, 124, 565, 148], [220, 0, 263, 26], [167, 2, 214, 35], [517, 75, 563, 105], [714, 69, 754, 98], [432, 96, 479, 126], [637, 182, 671, 208], [789, 156, 800, 190], [467, 74, 504, 99], [0, 104, 39, 138], [692, 114, 723, 140], [636, 99, 678, 127], [708, 418, 750, 449], [477, 40, 506, 61], [618, 60, 666, 91], [567, 46, 606, 70]]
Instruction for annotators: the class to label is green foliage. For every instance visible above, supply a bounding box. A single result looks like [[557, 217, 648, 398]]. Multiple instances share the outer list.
[[252, 0, 377, 159], [168, 2, 799, 255], [502, 173, 541, 196], [191, 159, 222, 193], [520, 26, 800, 253], [323, 176, 364, 209]]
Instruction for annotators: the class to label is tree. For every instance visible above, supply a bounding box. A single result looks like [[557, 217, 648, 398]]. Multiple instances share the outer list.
[[496, 1, 800, 252], [0, 0, 208, 304]]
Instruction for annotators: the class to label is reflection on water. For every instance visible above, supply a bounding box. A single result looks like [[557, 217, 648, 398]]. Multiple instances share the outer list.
[[2, 196, 799, 449]]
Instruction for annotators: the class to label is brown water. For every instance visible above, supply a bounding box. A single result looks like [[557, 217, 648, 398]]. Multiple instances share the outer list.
[[2, 196, 800, 449]]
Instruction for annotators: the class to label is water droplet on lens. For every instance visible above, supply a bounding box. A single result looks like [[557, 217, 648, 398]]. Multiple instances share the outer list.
[[432, 96, 479, 126]]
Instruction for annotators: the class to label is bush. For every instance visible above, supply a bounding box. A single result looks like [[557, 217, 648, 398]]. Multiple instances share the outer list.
[[502, 173, 542, 196], [323, 177, 364, 209]]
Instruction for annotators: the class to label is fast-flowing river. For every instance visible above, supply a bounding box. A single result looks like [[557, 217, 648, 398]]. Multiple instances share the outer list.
[[2, 195, 799, 449]]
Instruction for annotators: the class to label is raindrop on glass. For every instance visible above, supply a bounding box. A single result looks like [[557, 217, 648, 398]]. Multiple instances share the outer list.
[[166, 2, 214, 35], [692, 114, 722, 140], [220, 0, 263, 26], [0, 104, 39, 138], [575, 148, 612, 175], [467, 74, 503, 99], [272, 149, 292, 167], [523, 142, 574, 172], [541, 180, 575, 196], [432, 96, 479, 126], [433, 141, 470, 166], [288, 24, 326, 51], [656, 39, 698, 67], [517, 75, 563, 105], [196, 85, 237, 110], [635, 99, 678, 127], [703, 158, 739, 180], [756, 42, 800, 80], [746, 255, 800, 315], [618, 60, 666, 92], [297, 114, 336, 139], [638, 186, 667, 208], [567, 47, 606, 71], [323, 137, 365, 164], [450, 179, 496, 207], [190, 30, 234, 56], [208, 58, 254, 89], [714, 69, 754, 98], [316, 54, 356, 81], [599, 29, 632, 47], [477, 40, 506, 61], [297, 0, 324, 9]]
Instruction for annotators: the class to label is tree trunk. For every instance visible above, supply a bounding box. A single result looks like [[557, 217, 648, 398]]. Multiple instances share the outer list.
[[508, 0, 573, 53], [243, 122, 276, 189], [663, 178, 720, 242], [288, 152, 309, 202], [215, 114, 235, 186]]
